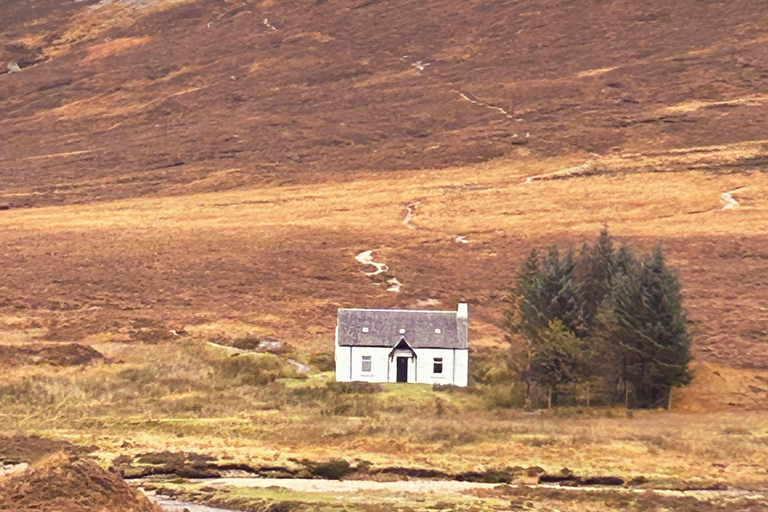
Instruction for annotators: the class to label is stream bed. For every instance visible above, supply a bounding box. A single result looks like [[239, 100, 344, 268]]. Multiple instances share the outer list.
[[144, 477, 768, 512], [150, 494, 235, 512]]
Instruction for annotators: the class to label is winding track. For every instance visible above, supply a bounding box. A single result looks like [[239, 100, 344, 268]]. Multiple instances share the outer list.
[[355, 250, 402, 293], [721, 187, 747, 210]]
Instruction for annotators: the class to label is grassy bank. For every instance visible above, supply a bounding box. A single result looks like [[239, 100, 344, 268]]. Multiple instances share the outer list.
[[2, 339, 768, 490]]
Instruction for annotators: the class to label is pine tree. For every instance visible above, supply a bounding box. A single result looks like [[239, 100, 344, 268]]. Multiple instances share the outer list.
[[612, 243, 636, 278], [507, 246, 584, 341], [599, 246, 691, 408], [504, 249, 542, 402], [506, 234, 692, 409], [504, 249, 545, 344], [575, 227, 614, 331], [538, 246, 584, 336], [506, 247, 586, 405], [529, 320, 584, 408], [590, 242, 639, 404]]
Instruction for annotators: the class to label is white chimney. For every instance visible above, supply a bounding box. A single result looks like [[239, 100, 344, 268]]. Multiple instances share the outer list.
[[457, 303, 468, 349]]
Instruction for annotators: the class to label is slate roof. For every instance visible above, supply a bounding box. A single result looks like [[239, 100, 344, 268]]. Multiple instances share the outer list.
[[337, 308, 467, 349]]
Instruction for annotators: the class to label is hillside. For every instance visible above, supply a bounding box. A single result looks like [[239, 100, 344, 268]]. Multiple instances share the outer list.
[[1, 0, 768, 410], [2, 0, 768, 206]]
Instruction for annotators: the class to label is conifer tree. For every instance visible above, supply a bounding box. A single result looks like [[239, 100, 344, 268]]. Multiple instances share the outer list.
[[575, 227, 614, 331], [612, 243, 636, 278], [506, 247, 586, 405], [599, 246, 691, 408], [504, 249, 542, 401], [506, 234, 692, 409], [529, 320, 584, 408], [590, 242, 639, 403], [505, 249, 545, 344], [538, 246, 584, 336]]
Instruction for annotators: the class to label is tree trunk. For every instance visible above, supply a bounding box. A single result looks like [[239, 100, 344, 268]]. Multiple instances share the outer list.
[[525, 380, 531, 404], [623, 356, 629, 409], [586, 384, 591, 408], [667, 387, 673, 410], [547, 386, 553, 409]]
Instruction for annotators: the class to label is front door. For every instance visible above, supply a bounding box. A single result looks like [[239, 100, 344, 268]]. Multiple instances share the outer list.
[[396, 357, 409, 383]]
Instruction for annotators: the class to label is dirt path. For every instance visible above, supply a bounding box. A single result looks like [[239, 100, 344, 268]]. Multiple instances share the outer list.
[[355, 250, 402, 292], [453, 91, 516, 120], [0, 463, 28, 478], [286, 359, 310, 373], [355, 250, 389, 276], [721, 187, 747, 209], [354, 203, 417, 291], [386, 277, 402, 292], [402, 202, 419, 229]]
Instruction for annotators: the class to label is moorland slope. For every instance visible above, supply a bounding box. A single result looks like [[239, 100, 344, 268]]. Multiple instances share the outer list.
[[1, 0, 768, 205], [1, 0, 768, 410]]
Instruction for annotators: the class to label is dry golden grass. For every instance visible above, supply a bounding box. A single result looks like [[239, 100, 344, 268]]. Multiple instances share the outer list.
[[82, 36, 152, 62], [46, 85, 208, 121], [0, 150, 767, 493], [2, 153, 766, 236], [1, 148, 767, 395], [663, 95, 768, 113], [2, 340, 768, 489], [46, 0, 197, 57], [1, 4, 767, 506], [575, 66, 619, 78]]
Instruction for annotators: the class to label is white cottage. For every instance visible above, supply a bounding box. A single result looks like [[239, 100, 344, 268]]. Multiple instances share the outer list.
[[334, 303, 468, 386]]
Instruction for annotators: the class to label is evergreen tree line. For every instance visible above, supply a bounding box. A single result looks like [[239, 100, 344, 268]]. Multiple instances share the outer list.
[[504, 229, 692, 409]]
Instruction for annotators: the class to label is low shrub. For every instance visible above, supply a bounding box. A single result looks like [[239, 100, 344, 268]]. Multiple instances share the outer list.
[[433, 383, 461, 393], [308, 352, 335, 372], [320, 394, 376, 417], [231, 334, 263, 351], [213, 353, 296, 386], [0, 379, 56, 406], [471, 349, 518, 385], [304, 459, 352, 480], [325, 381, 383, 395], [481, 382, 527, 409]]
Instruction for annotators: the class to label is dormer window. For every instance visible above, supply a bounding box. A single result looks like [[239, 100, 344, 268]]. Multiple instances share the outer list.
[[399, 328, 406, 334], [362, 327, 369, 333], [434, 328, 441, 334]]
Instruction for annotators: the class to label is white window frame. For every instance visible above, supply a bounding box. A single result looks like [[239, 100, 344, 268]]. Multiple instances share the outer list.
[[433, 357, 443, 374], [361, 355, 372, 373]]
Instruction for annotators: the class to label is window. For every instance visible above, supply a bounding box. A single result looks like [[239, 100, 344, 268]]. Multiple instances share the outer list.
[[434, 328, 441, 334], [433, 357, 443, 374], [362, 356, 372, 373], [399, 328, 406, 334], [362, 327, 369, 333]]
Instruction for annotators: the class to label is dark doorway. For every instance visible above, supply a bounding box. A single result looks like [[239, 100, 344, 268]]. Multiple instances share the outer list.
[[396, 357, 409, 383]]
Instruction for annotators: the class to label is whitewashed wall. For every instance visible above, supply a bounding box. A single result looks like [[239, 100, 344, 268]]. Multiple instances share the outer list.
[[335, 338, 468, 386], [453, 349, 469, 387], [411, 348, 461, 385]]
